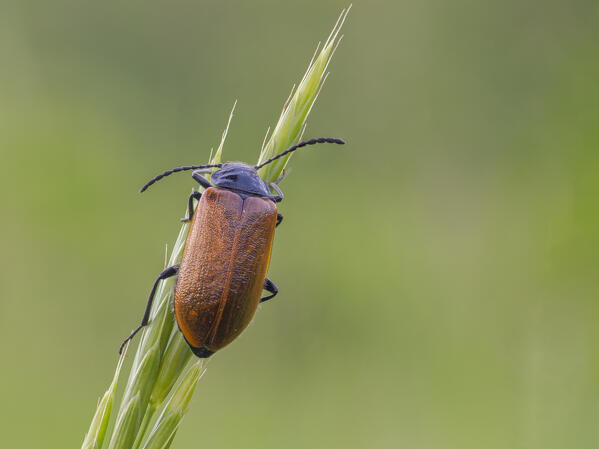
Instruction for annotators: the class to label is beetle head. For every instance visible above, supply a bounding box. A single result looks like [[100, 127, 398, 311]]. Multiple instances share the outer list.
[[139, 137, 344, 194], [211, 162, 272, 197]]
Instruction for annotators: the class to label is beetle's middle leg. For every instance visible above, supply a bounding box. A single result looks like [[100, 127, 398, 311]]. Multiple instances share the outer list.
[[276, 213, 283, 227], [181, 191, 202, 222], [260, 278, 279, 303], [119, 264, 179, 354]]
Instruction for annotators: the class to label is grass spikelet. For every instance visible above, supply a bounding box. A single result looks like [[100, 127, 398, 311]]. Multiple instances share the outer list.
[[81, 349, 126, 449], [257, 5, 350, 183]]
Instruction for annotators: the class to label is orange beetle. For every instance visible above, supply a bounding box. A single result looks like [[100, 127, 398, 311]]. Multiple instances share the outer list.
[[120, 137, 345, 357]]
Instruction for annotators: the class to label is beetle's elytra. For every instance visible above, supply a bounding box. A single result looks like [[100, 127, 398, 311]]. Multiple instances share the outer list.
[[176, 188, 277, 357], [120, 137, 345, 357]]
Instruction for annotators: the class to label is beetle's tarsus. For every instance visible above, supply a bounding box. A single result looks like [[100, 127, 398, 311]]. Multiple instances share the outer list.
[[274, 170, 287, 185], [260, 278, 279, 303]]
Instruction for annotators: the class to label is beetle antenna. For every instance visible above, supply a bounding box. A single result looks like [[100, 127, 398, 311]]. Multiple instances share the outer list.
[[140, 164, 222, 193], [255, 137, 345, 170]]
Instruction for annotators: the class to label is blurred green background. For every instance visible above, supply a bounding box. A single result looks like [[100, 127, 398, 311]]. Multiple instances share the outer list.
[[1, 1, 598, 448]]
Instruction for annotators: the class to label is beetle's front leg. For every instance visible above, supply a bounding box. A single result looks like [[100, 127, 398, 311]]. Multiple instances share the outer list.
[[192, 169, 212, 189], [181, 168, 214, 222], [269, 182, 284, 203], [260, 278, 279, 303], [181, 191, 202, 222], [274, 170, 287, 185]]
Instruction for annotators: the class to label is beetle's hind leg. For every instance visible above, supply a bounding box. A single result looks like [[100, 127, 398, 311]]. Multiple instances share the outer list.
[[260, 278, 279, 303], [181, 191, 202, 222], [119, 264, 179, 354]]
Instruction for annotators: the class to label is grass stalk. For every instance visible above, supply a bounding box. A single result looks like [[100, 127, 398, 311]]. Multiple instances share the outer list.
[[81, 6, 349, 448]]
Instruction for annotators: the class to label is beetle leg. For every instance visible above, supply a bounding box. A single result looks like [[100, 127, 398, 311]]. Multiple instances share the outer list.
[[274, 170, 287, 185], [181, 191, 202, 222], [192, 169, 213, 189], [260, 278, 279, 303], [276, 213, 283, 227], [269, 182, 284, 203], [119, 264, 180, 354]]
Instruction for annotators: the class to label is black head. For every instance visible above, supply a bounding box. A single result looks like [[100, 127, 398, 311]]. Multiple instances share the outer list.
[[210, 162, 272, 197], [139, 137, 345, 194]]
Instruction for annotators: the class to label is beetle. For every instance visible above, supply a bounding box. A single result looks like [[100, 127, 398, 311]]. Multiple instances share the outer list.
[[120, 136, 345, 357]]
